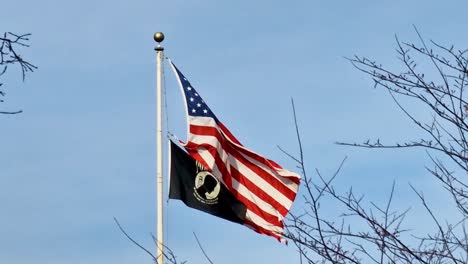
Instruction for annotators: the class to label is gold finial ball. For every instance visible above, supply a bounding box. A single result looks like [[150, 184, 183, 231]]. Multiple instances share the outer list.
[[154, 32, 165, 43]]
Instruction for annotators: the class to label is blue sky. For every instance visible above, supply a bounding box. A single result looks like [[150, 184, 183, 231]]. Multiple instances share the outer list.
[[1, 1, 467, 263]]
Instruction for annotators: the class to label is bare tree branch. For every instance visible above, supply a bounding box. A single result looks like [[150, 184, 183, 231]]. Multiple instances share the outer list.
[[0, 32, 36, 115], [113, 217, 158, 262], [287, 28, 468, 264], [193, 232, 214, 264]]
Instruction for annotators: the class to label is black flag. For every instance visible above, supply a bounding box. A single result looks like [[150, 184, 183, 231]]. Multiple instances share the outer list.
[[169, 141, 247, 224]]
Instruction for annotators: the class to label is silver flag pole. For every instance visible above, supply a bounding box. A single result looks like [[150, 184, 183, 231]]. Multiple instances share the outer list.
[[154, 31, 165, 264]]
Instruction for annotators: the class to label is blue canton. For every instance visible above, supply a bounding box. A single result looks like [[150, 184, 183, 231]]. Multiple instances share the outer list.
[[172, 64, 219, 122]]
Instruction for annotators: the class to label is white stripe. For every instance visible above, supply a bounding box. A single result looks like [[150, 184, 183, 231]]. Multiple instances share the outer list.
[[245, 210, 284, 234], [196, 149, 285, 221], [189, 134, 296, 197], [188, 130, 299, 189], [226, 154, 294, 208], [231, 177, 283, 220], [169, 60, 191, 149], [239, 151, 299, 192], [189, 134, 294, 209], [189, 116, 217, 127], [188, 117, 300, 181], [239, 153, 300, 184], [190, 117, 298, 184]]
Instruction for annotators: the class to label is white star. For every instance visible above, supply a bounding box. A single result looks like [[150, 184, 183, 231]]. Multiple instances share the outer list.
[[197, 103, 201, 107], [190, 97, 194, 102], [187, 86, 192, 91], [192, 109, 196, 113], [194, 93, 198, 97], [203, 109, 208, 114]]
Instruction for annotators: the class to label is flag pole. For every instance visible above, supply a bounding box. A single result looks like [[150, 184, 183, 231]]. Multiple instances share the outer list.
[[154, 31, 165, 264]]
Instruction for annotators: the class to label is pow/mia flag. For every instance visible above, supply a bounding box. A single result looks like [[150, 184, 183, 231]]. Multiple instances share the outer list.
[[169, 141, 247, 224]]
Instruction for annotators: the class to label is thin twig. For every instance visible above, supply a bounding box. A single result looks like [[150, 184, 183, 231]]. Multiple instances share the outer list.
[[193, 232, 214, 264]]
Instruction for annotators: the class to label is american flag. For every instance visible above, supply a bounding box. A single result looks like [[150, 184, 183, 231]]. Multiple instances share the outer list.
[[169, 61, 300, 241]]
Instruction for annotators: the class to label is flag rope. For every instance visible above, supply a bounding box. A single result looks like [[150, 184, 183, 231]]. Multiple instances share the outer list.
[[161, 56, 174, 254], [163, 55, 170, 140]]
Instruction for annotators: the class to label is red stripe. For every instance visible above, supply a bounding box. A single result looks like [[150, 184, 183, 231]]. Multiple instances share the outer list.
[[185, 141, 232, 188], [189, 124, 299, 188], [232, 145, 301, 185], [218, 121, 242, 146], [226, 144, 297, 201], [187, 142, 288, 225], [244, 219, 282, 242], [217, 125, 301, 185], [186, 141, 284, 226], [185, 121, 300, 238], [189, 125, 299, 199], [230, 166, 289, 216], [191, 123, 301, 187], [185, 136, 293, 214], [229, 189, 283, 227], [186, 143, 288, 229]]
